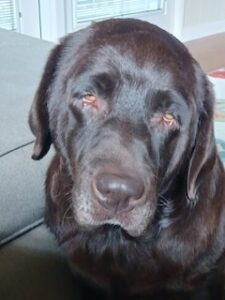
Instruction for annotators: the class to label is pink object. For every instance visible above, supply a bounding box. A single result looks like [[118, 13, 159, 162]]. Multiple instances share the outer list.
[[209, 68, 225, 79]]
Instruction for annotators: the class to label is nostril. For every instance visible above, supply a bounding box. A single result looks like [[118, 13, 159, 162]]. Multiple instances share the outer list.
[[92, 172, 145, 212]]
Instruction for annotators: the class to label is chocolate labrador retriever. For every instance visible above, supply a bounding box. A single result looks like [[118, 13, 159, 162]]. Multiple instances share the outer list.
[[29, 19, 225, 299]]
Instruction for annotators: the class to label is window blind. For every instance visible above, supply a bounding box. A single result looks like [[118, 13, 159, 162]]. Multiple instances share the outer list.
[[0, 0, 16, 30], [73, 0, 163, 27]]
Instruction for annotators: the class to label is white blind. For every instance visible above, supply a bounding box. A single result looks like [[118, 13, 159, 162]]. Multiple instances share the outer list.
[[0, 0, 16, 30], [73, 0, 163, 27]]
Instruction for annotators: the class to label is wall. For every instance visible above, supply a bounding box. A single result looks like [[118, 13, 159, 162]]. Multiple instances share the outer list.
[[184, 0, 225, 27], [182, 0, 225, 41]]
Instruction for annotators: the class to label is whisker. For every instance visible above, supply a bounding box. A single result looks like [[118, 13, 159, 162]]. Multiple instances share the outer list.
[[158, 193, 169, 207], [61, 199, 73, 228]]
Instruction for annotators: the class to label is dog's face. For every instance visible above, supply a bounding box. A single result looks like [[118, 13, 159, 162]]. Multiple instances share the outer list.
[[29, 19, 215, 241]]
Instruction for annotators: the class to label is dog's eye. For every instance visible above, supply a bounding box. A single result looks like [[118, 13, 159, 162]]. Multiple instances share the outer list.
[[150, 112, 178, 130], [83, 94, 96, 105], [162, 113, 175, 126], [82, 94, 97, 107]]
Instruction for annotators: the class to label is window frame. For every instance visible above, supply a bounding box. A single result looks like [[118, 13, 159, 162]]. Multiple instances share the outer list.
[[64, 0, 176, 34], [69, 0, 165, 29]]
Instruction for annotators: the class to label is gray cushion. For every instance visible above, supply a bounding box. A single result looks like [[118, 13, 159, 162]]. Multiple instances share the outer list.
[[0, 144, 54, 244], [0, 29, 54, 244], [0, 225, 81, 300], [0, 28, 53, 155]]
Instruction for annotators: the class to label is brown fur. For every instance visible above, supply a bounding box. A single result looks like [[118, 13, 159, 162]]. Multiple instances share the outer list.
[[29, 19, 225, 299]]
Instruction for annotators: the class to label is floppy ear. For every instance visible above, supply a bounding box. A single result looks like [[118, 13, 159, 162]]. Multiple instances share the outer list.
[[186, 67, 217, 206], [29, 43, 63, 160]]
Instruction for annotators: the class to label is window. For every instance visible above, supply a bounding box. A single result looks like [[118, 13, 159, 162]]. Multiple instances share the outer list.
[[0, 0, 17, 31], [72, 0, 165, 29], [0, 0, 177, 42]]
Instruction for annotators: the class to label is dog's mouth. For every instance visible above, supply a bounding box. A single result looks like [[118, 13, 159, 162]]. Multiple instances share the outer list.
[[59, 222, 136, 252], [94, 223, 135, 240], [69, 180, 155, 241], [95, 215, 146, 237], [74, 198, 153, 238]]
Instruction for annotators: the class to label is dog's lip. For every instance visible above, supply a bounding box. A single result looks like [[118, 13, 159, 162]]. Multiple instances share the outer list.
[[97, 220, 142, 237], [58, 222, 136, 247], [58, 211, 140, 246], [93, 204, 134, 225], [73, 193, 151, 238], [91, 208, 147, 237], [58, 223, 119, 245]]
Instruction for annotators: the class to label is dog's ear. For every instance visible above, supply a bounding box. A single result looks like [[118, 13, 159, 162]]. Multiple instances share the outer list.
[[186, 66, 217, 205], [29, 43, 63, 160]]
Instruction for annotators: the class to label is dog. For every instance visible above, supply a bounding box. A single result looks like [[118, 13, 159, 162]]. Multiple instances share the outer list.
[[29, 18, 225, 299]]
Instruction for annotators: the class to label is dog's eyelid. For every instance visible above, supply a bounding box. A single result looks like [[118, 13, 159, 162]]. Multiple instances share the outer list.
[[71, 89, 96, 99]]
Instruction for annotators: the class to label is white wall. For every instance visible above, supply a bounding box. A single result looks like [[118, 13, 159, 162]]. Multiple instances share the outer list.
[[39, 0, 66, 42], [18, 0, 40, 38], [184, 0, 225, 26], [182, 0, 225, 41]]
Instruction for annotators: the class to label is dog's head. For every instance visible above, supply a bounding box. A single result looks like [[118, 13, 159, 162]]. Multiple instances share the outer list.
[[29, 19, 217, 241]]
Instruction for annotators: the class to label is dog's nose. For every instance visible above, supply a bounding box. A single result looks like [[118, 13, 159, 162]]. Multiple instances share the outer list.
[[93, 172, 145, 212]]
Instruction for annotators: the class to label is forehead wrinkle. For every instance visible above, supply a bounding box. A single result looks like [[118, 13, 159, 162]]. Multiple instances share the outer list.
[[94, 45, 174, 89], [67, 42, 175, 96], [71, 47, 176, 122]]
